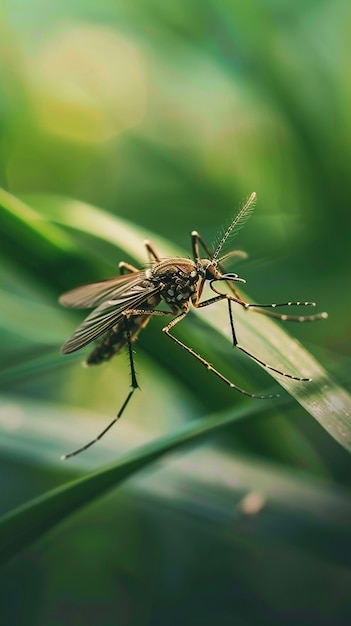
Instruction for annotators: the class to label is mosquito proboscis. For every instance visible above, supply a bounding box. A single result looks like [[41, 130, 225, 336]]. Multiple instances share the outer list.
[[59, 192, 327, 459]]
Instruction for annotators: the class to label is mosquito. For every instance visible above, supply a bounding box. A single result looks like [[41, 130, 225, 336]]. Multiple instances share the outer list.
[[59, 192, 327, 459]]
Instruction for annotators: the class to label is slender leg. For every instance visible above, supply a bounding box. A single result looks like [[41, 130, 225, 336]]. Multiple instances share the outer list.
[[62, 307, 176, 459], [225, 299, 311, 381], [196, 292, 312, 381], [244, 303, 328, 322], [119, 261, 139, 274], [61, 316, 141, 460], [192, 230, 327, 322], [209, 281, 327, 322], [144, 240, 161, 263], [191, 231, 212, 262], [162, 306, 277, 400], [191, 232, 248, 265], [85, 301, 278, 400]]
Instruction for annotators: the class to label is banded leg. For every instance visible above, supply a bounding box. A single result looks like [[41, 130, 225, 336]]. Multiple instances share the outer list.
[[225, 299, 312, 381], [62, 316, 141, 460], [195, 293, 313, 382], [62, 307, 176, 459], [102, 304, 278, 400], [163, 305, 277, 400], [244, 302, 328, 322], [209, 280, 328, 323]]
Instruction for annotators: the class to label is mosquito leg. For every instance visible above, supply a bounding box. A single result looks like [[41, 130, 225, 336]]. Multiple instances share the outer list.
[[144, 240, 161, 263], [196, 294, 227, 308], [125, 308, 175, 318], [119, 261, 139, 275], [226, 297, 238, 346], [225, 282, 247, 300], [225, 299, 312, 381], [196, 293, 313, 381], [238, 301, 328, 322], [243, 307, 328, 322], [192, 232, 247, 266], [209, 281, 328, 322], [162, 308, 277, 400], [61, 317, 139, 460], [191, 231, 213, 262]]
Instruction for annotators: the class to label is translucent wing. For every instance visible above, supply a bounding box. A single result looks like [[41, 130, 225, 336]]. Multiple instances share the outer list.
[[61, 279, 159, 354], [59, 272, 145, 309]]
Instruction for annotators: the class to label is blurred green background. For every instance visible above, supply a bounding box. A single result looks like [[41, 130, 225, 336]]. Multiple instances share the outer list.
[[1, 0, 351, 625]]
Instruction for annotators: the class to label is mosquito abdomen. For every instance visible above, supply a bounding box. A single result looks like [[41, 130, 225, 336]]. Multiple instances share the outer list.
[[86, 315, 151, 365]]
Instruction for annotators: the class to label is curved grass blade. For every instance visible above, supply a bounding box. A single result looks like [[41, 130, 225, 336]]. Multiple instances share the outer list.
[[24, 192, 351, 453], [23, 193, 169, 263], [0, 402, 268, 563], [1, 398, 350, 565], [0, 288, 73, 344], [200, 302, 351, 453], [0, 188, 73, 253]]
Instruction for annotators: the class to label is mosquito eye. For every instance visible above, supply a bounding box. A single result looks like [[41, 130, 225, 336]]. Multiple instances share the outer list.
[[204, 264, 217, 280], [205, 269, 214, 280]]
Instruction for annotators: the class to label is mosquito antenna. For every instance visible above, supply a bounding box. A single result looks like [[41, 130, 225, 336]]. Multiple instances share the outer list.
[[217, 250, 248, 264], [212, 192, 256, 262]]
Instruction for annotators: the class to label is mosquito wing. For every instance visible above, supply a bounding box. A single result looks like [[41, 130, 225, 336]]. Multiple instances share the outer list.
[[61, 275, 159, 354], [59, 272, 146, 309]]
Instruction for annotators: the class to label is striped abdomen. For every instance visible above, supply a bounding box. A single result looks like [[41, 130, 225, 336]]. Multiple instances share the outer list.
[[86, 314, 151, 365]]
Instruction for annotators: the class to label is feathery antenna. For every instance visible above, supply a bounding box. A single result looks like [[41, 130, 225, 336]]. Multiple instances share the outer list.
[[212, 192, 257, 262]]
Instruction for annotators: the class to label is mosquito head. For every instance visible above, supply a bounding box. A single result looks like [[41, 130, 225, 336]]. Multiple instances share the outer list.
[[199, 259, 246, 285], [196, 258, 218, 279]]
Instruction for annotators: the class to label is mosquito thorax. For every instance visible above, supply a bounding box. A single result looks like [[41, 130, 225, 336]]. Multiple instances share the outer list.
[[147, 257, 202, 307]]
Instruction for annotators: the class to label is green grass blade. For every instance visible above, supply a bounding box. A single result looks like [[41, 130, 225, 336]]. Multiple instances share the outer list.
[[23, 193, 175, 262], [0, 402, 265, 563], [201, 301, 351, 453], [0, 188, 73, 253], [1, 398, 350, 565]]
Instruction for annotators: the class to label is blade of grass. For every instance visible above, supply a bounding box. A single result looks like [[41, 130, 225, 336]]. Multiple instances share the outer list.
[[0, 288, 73, 343], [0, 399, 350, 565], [0, 402, 267, 563], [201, 301, 351, 453], [0, 188, 73, 253], [23, 193, 174, 262], [25, 192, 351, 453]]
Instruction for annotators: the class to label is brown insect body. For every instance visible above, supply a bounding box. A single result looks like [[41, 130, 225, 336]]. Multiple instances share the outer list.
[[60, 193, 327, 459], [151, 257, 219, 314], [64, 257, 212, 365]]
